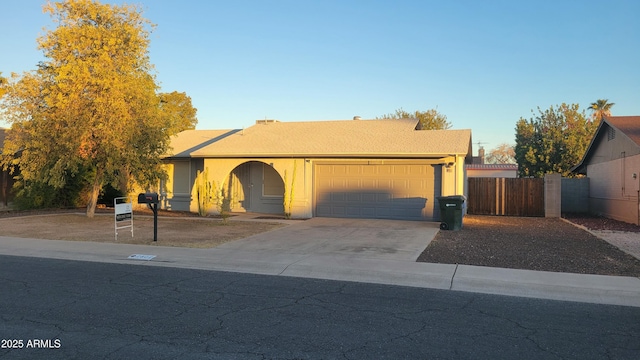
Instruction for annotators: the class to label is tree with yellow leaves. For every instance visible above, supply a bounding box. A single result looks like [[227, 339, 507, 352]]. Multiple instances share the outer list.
[[0, 0, 195, 217], [159, 91, 198, 135], [0, 72, 6, 98]]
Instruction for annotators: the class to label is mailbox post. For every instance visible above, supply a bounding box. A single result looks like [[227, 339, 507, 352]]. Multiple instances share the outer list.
[[138, 192, 159, 242]]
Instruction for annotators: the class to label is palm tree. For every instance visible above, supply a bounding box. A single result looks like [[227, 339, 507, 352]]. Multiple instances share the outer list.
[[588, 99, 615, 121]]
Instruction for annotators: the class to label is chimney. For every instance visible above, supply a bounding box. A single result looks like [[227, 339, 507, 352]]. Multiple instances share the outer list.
[[255, 119, 279, 125], [478, 146, 485, 164]]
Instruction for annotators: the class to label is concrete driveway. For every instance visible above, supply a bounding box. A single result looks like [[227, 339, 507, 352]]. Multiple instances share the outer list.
[[218, 217, 439, 262], [204, 216, 454, 290]]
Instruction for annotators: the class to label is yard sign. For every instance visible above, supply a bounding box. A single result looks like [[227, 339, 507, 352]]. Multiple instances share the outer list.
[[114, 197, 133, 241]]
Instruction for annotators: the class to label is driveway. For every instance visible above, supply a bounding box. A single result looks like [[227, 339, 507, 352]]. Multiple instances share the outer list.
[[201, 217, 448, 287], [219, 217, 439, 262], [0, 216, 450, 290]]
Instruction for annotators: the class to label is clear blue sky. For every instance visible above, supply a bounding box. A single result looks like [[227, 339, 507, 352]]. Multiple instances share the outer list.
[[2, 0, 639, 153]]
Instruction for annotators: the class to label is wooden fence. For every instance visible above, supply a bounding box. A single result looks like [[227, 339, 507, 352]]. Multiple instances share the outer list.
[[467, 178, 545, 216]]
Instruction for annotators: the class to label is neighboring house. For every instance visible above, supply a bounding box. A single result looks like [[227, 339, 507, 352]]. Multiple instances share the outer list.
[[471, 146, 486, 165], [573, 116, 640, 225], [466, 164, 518, 178], [161, 118, 472, 221], [466, 147, 518, 178]]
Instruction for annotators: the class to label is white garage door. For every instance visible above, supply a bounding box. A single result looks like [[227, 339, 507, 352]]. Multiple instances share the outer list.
[[314, 163, 439, 220]]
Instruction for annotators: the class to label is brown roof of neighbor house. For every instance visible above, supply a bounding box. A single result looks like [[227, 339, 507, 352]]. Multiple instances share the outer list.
[[572, 116, 640, 174], [164, 129, 239, 159], [605, 116, 640, 146], [189, 118, 472, 158], [466, 164, 518, 170]]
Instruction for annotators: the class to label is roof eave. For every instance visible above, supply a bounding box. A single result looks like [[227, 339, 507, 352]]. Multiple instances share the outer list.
[[570, 119, 607, 175]]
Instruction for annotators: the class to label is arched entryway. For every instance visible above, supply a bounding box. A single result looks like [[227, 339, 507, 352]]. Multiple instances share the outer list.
[[225, 161, 285, 215]]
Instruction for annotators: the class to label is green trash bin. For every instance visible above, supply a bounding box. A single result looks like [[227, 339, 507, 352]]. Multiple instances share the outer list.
[[437, 195, 466, 230]]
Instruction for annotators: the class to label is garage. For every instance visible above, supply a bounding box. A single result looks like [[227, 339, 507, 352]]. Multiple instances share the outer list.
[[314, 163, 440, 220]]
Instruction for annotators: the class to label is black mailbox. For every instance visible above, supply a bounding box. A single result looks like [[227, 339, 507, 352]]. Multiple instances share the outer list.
[[137, 192, 160, 242], [138, 192, 159, 204]]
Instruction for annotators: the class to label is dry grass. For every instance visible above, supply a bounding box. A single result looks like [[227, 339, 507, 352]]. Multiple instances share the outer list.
[[1, 213, 286, 248]]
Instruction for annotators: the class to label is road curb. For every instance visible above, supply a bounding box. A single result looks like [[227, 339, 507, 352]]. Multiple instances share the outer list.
[[452, 264, 640, 307]]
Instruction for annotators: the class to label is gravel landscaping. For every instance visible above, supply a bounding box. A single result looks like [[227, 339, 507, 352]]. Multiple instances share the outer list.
[[417, 214, 640, 277]]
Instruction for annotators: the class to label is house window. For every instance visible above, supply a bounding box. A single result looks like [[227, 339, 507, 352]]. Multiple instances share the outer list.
[[173, 161, 191, 194], [608, 127, 616, 141], [262, 164, 284, 197]]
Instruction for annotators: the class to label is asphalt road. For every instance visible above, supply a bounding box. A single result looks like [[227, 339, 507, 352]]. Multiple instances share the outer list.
[[0, 255, 639, 360]]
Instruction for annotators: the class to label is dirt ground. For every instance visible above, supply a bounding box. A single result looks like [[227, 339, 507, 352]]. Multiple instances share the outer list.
[[0, 209, 285, 248], [417, 215, 640, 277]]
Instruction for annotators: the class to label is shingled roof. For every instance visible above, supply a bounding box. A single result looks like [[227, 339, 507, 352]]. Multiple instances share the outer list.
[[466, 164, 518, 170], [189, 119, 472, 159], [164, 129, 239, 159], [572, 116, 640, 174], [606, 116, 640, 146]]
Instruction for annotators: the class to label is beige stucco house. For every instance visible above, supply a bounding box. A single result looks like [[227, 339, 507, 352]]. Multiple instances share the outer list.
[[161, 118, 472, 221], [573, 116, 640, 224], [466, 164, 518, 178]]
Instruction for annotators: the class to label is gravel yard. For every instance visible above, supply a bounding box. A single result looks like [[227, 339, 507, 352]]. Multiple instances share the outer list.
[[417, 214, 640, 277]]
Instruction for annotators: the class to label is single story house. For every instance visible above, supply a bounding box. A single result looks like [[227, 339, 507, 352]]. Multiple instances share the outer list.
[[466, 146, 517, 178], [466, 164, 518, 178], [161, 118, 472, 221], [573, 116, 640, 224]]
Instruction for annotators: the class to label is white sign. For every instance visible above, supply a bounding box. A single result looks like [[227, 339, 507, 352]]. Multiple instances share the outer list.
[[115, 202, 132, 221], [128, 254, 156, 261], [114, 197, 133, 241]]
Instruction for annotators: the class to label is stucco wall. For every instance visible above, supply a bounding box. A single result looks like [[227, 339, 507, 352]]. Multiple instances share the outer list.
[[198, 158, 310, 218], [587, 153, 640, 224], [590, 197, 638, 224], [159, 159, 202, 212], [440, 155, 466, 196], [226, 161, 285, 215]]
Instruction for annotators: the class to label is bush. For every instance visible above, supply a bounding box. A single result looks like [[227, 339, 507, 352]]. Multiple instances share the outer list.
[[11, 175, 91, 210]]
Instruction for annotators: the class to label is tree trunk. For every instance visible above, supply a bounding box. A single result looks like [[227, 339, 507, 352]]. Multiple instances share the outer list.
[[118, 167, 131, 200], [86, 167, 103, 218], [1, 170, 7, 207]]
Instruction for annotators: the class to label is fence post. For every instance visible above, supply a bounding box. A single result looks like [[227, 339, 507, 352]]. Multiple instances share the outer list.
[[544, 173, 562, 217]]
